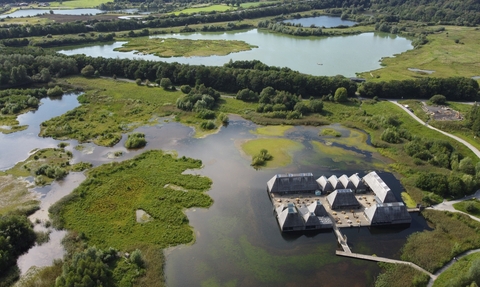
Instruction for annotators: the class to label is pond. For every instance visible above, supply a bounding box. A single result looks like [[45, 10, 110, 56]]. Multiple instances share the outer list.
[[283, 15, 357, 28], [2, 95, 429, 285], [58, 29, 413, 77], [0, 8, 145, 19]]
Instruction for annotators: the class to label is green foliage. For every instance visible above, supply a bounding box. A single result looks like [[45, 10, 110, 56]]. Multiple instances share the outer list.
[[0, 214, 36, 276], [196, 109, 216, 120], [36, 164, 67, 180], [135, 78, 142, 86], [81, 65, 95, 78], [218, 112, 229, 125], [375, 263, 429, 287], [180, 85, 191, 94], [251, 149, 273, 167], [200, 120, 216, 130], [430, 95, 447, 105], [381, 127, 401, 143], [46, 86, 64, 98], [308, 99, 324, 113], [320, 128, 341, 137], [401, 210, 480, 273], [125, 132, 147, 149], [176, 84, 220, 111], [236, 88, 258, 102], [48, 150, 212, 250], [159, 78, 172, 90], [334, 87, 348, 102]]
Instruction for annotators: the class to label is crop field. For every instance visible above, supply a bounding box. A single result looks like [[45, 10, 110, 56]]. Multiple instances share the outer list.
[[359, 26, 480, 81]]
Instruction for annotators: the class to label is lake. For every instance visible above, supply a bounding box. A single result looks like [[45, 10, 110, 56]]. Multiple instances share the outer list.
[[2, 93, 430, 285], [283, 15, 357, 28], [58, 29, 412, 77], [0, 8, 145, 18]]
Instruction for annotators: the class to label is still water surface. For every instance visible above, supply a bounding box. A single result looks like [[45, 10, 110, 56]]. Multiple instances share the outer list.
[[0, 8, 143, 18], [283, 15, 357, 27], [3, 95, 430, 285], [58, 29, 413, 77]]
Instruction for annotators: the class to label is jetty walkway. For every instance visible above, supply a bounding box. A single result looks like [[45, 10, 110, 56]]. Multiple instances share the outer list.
[[336, 250, 436, 279], [332, 224, 351, 253]]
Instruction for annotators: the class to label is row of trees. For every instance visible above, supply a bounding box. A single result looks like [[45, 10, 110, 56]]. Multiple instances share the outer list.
[[358, 77, 479, 101]]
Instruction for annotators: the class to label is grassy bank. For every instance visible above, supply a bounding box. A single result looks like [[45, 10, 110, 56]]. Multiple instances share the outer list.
[[115, 38, 257, 57], [434, 252, 480, 287], [359, 26, 480, 81], [241, 138, 303, 168], [401, 210, 480, 273], [49, 150, 213, 249], [375, 262, 430, 287], [453, 199, 480, 219]]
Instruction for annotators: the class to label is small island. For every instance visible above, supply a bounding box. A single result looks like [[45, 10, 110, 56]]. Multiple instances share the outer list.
[[115, 38, 257, 57]]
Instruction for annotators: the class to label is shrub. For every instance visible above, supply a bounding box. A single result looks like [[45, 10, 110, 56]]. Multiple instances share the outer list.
[[160, 78, 172, 90], [47, 86, 63, 97], [430, 94, 447, 105], [200, 120, 216, 130], [125, 133, 147, 149], [334, 87, 348, 102], [135, 78, 142, 86], [80, 65, 95, 77], [180, 85, 191, 94]]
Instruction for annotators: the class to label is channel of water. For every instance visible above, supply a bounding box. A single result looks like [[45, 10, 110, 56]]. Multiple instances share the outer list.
[[2, 93, 430, 285]]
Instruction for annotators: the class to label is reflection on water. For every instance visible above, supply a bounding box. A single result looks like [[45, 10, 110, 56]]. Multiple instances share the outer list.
[[0, 94, 80, 171], [3, 101, 429, 285], [283, 16, 357, 28], [58, 30, 413, 77]]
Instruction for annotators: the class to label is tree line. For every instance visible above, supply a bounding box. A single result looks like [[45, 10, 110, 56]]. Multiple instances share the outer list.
[[358, 78, 479, 101]]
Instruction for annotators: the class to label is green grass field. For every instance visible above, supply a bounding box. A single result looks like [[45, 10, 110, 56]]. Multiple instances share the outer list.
[[241, 138, 303, 168], [49, 0, 110, 8], [252, 125, 293, 136], [359, 26, 480, 81], [240, 1, 278, 8], [50, 150, 213, 250], [115, 38, 256, 57], [434, 252, 480, 287], [173, 4, 234, 15]]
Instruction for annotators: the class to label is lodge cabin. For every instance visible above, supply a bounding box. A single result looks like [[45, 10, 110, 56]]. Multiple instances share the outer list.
[[267, 173, 320, 195], [276, 201, 333, 232], [326, 189, 361, 210], [364, 202, 411, 226], [328, 175, 343, 191], [349, 174, 367, 193], [363, 171, 397, 203], [316, 175, 334, 194]]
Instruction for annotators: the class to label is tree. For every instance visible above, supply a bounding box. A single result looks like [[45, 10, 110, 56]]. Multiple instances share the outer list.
[[47, 86, 63, 97], [81, 65, 95, 77], [459, 157, 476, 175], [236, 88, 258, 102], [125, 133, 147, 149], [160, 78, 172, 90], [430, 94, 447, 105], [334, 87, 348, 102], [309, 99, 324, 113]]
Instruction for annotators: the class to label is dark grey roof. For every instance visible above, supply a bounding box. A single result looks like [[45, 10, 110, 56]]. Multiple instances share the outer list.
[[328, 175, 343, 190], [267, 173, 319, 193], [326, 189, 360, 210], [277, 203, 305, 231], [316, 176, 334, 193], [307, 200, 329, 217], [364, 202, 411, 225], [339, 174, 355, 190], [363, 171, 397, 203], [349, 174, 366, 191]]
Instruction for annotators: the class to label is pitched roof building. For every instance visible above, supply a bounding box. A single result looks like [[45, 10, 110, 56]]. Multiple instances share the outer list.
[[363, 171, 397, 203], [267, 173, 319, 195], [328, 175, 343, 190], [339, 174, 355, 190], [316, 175, 334, 193], [364, 202, 411, 226], [276, 203, 305, 232], [349, 174, 366, 193], [326, 189, 361, 210]]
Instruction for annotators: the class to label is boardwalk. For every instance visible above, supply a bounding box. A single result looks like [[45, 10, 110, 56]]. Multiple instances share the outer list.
[[332, 224, 351, 253], [336, 250, 436, 279]]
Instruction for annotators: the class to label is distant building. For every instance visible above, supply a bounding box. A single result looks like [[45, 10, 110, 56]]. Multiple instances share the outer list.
[[363, 171, 397, 203], [364, 202, 411, 226], [326, 189, 361, 210], [267, 173, 319, 195]]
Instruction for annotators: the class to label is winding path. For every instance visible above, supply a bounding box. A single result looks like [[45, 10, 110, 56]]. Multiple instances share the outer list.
[[390, 101, 480, 159], [426, 249, 480, 287]]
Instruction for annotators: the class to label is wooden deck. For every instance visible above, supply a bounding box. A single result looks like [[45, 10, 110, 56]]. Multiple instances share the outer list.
[[336, 250, 436, 279]]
